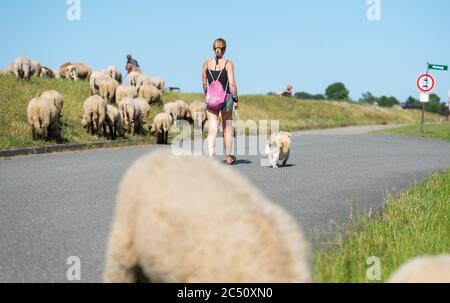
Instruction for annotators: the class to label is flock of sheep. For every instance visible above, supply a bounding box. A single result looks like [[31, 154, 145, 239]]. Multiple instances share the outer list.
[[102, 151, 450, 283], [8, 56, 208, 144]]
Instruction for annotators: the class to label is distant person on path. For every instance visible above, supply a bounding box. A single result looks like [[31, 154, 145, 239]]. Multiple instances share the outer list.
[[276, 85, 293, 97], [125, 54, 141, 73], [202, 38, 239, 165]]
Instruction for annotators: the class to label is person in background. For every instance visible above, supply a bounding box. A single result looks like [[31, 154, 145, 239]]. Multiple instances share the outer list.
[[276, 84, 293, 97], [126, 54, 141, 73]]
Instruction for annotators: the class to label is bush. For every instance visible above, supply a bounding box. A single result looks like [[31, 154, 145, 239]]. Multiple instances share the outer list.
[[378, 96, 399, 108], [325, 82, 349, 101]]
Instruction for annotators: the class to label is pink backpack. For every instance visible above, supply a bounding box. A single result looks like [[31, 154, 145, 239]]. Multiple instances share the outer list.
[[205, 61, 228, 110]]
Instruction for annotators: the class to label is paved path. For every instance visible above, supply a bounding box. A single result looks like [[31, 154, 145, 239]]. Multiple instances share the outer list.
[[1, 126, 449, 282]]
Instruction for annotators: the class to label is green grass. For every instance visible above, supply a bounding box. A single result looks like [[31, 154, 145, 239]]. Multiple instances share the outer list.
[[0, 74, 443, 149], [314, 170, 450, 283], [375, 123, 450, 142]]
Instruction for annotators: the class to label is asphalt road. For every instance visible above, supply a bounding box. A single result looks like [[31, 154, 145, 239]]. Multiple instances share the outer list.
[[1, 126, 449, 282]]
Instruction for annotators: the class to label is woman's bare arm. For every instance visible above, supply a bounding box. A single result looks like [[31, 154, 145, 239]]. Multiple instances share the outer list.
[[202, 61, 208, 95], [227, 61, 238, 99]]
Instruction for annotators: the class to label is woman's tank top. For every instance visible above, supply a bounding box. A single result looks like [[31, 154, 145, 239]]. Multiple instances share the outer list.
[[206, 60, 230, 93]]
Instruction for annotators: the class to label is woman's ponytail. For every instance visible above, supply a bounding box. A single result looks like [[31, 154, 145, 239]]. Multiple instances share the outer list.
[[213, 38, 227, 64]]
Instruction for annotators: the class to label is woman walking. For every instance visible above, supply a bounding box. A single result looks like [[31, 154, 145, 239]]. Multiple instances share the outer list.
[[202, 38, 239, 165]]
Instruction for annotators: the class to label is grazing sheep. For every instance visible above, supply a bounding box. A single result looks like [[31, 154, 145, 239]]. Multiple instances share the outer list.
[[118, 98, 143, 134], [103, 151, 311, 283], [138, 84, 163, 106], [81, 95, 110, 136], [388, 255, 450, 283], [105, 66, 122, 84], [115, 84, 138, 103], [13, 57, 32, 80], [39, 66, 55, 78], [137, 74, 151, 89], [59, 62, 72, 79], [40, 90, 64, 122], [149, 76, 165, 92], [164, 102, 178, 121], [7, 63, 15, 75], [94, 77, 120, 104], [133, 98, 151, 124], [106, 105, 125, 139], [189, 101, 207, 130], [128, 71, 141, 88], [174, 99, 190, 120], [26, 97, 61, 140], [89, 71, 107, 95], [66, 62, 92, 81], [150, 113, 173, 144], [30, 59, 42, 78]]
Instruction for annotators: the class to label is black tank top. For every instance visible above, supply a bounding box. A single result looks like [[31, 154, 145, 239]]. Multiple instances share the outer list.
[[206, 60, 230, 93]]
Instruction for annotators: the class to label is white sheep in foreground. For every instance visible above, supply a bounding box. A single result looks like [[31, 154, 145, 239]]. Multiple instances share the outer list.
[[115, 84, 138, 103], [103, 151, 311, 283], [150, 113, 173, 144], [105, 66, 122, 84], [118, 98, 143, 134], [81, 95, 110, 136], [13, 57, 33, 80], [133, 98, 151, 125], [26, 97, 61, 140], [106, 105, 125, 139], [94, 77, 120, 104], [189, 101, 207, 130], [149, 76, 165, 92], [388, 255, 450, 283], [138, 84, 163, 106], [40, 90, 64, 122], [164, 102, 178, 121], [174, 99, 190, 120]]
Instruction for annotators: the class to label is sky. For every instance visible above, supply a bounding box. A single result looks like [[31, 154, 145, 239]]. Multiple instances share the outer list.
[[0, 0, 449, 102]]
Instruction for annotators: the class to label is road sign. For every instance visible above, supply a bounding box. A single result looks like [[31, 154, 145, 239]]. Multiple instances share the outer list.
[[417, 74, 435, 93], [428, 64, 448, 71], [420, 93, 429, 103]]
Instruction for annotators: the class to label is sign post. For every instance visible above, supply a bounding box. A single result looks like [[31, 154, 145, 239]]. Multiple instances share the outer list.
[[417, 71, 435, 133]]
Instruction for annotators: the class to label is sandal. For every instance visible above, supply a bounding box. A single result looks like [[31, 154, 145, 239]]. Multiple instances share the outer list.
[[226, 155, 237, 165]]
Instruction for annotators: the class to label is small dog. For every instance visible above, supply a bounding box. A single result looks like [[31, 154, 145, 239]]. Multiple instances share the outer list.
[[265, 130, 292, 168]]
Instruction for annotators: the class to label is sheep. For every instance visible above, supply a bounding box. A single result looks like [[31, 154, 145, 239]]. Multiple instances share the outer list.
[[40, 90, 64, 123], [128, 71, 141, 88], [149, 76, 165, 92], [13, 57, 32, 80], [189, 101, 207, 130], [118, 98, 143, 134], [7, 63, 14, 75], [103, 151, 311, 283], [30, 59, 42, 78], [66, 62, 92, 81], [133, 98, 151, 125], [174, 99, 190, 121], [106, 105, 125, 139], [59, 62, 72, 79], [164, 102, 178, 121], [137, 74, 151, 89], [115, 84, 138, 103], [89, 71, 107, 95], [26, 97, 61, 140], [81, 95, 110, 137], [94, 77, 120, 104], [149, 113, 173, 144], [388, 255, 450, 283], [138, 84, 163, 106], [39, 66, 55, 78], [105, 66, 122, 84]]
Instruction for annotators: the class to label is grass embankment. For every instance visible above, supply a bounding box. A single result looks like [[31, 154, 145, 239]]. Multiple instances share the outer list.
[[314, 170, 450, 282], [375, 123, 450, 142], [0, 74, 442, 149]]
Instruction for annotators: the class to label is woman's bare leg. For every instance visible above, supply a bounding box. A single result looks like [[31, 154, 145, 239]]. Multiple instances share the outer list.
[[206, 109, 219, 157], [221, 109, 234, 164]]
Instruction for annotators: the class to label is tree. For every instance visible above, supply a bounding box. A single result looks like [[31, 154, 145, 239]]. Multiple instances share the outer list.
[[378, 96, 399, 107], [405, 96, 420, 109], [425, 93, 441, 114], [325, 82, 349, 101], [359, 92, 378, 104]]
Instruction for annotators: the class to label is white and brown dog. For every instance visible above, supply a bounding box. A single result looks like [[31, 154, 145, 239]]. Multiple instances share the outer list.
[[265, 130, 292, 168]]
